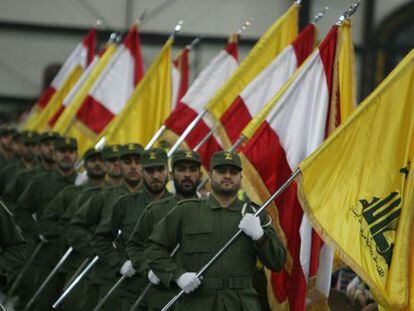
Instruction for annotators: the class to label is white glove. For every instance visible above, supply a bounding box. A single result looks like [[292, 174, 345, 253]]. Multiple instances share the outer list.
[[238, 213, 264, 241], [120, 260, 136, 277], [148, 270, 160, 285], [176, 272, 202, 294]]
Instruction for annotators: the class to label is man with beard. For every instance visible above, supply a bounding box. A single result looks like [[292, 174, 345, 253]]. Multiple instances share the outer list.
[[3, 132, 59, 309], [66, 144, 125, 310], [126, 149, 202, 311], [3, 132, 59, 211], [93, 147, 171, 310], [0, 125, 16, 165], [14, 136, 77, 310], [145, 151, 286, 311], [36, 147, 106, 310]]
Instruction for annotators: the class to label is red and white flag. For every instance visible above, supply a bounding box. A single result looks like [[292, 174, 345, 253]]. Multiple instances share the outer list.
[[239, 26, 339, 310], [219, 24, 315, 144], [171, 47, 190, 110], [74, 25, 144, 134], [37, 28, 95, 110], [164, 35, 238, 168]]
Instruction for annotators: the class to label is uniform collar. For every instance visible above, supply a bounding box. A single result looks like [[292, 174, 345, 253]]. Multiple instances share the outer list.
[[207, 194, 243, 212]]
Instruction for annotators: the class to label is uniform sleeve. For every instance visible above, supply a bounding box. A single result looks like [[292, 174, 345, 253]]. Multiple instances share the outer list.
[[14, 178, 40, 239], [145, 205, 185, 288], [0, 207, 27, 286], [92, 197, 126, 269], [2, 172, 21, 210], [254, 212, 286, 272], [38, 191, 64, 239], [68, 196, 96, 256], [126, 206, 153, 271]]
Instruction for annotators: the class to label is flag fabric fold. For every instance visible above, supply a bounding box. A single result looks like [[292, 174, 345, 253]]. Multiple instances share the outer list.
[[162, 34, 238, 169], [171, 47, 190, 110], [205, 3, 299, 127], [51, 43, 117, 136], [99, 39, 173, 146], [297, 48, 414, 310], [219, 23, 316, 145], [22, 28, 96, 130], [238, 25, 342, 310]]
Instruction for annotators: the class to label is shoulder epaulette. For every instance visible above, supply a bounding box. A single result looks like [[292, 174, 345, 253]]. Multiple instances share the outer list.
[[176, 197, 204, 205]]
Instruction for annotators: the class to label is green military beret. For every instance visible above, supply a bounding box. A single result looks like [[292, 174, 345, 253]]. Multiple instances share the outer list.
[[55, 136, 77, 151], [0, 125, 17, 136], [39, 131, 60, 143], [210, 151, 242, 171], [120, 143, 144, 158], [141, 148, 168, 168], [83, 147, 102, 161], [21, 131, 40, 145], [102, 144, 121, 160], [171, 150, 201, 167]]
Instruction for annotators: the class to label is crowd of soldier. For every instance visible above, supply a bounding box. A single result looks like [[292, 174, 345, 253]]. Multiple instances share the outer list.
[[0, 124, 286, 311]]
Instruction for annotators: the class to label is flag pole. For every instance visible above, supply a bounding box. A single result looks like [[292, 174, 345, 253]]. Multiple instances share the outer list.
[[24, 247, 74, 310], [52, 256, 99, 309], [162, 169, 301, 311], [336, 0, 361, 26]]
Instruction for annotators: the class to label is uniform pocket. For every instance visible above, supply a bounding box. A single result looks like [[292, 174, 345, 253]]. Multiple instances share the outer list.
[[183, 224, 213, 254]]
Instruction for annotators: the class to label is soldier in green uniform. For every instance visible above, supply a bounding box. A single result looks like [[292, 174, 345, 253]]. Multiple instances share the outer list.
[[126, 150, 202, 310], [2, 132, 60, 211], [14, 136, 78, 310], [0, 130, 40, 198], [0, 125, 16, 166], [0, 204, 27, 290], [36, 147, 105, 310], [145, 151, 286, 311], [5, 132, 59, 310], [68, 144, 143, 310], [93, 147, 171, 310]]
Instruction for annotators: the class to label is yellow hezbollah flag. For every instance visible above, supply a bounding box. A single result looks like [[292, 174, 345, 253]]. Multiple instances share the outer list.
[[297, 49, 414, 309], [205, 3, 298, 121], [99, 39, 172, 146], [52, 44, 117, 135]]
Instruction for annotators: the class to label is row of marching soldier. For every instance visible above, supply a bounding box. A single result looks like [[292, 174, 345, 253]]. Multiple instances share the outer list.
[[0, 124, 286, 311]]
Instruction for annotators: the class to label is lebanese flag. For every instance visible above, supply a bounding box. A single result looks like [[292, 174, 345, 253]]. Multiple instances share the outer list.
[[171, 47, 190, 110], [238, 26, 339, 310], [163, 34, 238, 169], [73, 25, 143, 134], [37, 28, 95, 110], [219, 24, 315, 144]]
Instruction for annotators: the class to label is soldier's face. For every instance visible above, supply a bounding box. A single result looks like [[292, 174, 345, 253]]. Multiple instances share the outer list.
[[210, 165, 242, 197], [21, 143, 39, 161], [12, 140, 22, 155], [85, 154, 105, 179], [120, 155, 142, 185], [143, 165, 168, 195], [40, 140, 55, 162], [55, 148, 77, 171], [172, 161, 201, 196], [104, 157, 122, 178], [0, 134, 13, 151]]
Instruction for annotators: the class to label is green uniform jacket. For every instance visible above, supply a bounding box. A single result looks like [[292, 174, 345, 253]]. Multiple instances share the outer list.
[[146, 195, 286, 311], [0, 205, 27, 286], [14, 170, 76, 245], [38, 182, 95, 269], [127, 194, 191, 309], [93, 187, 171, 295], [0, 157, 26, 195], [68, 184, 130, 285], [2, 164, 49, 210]]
